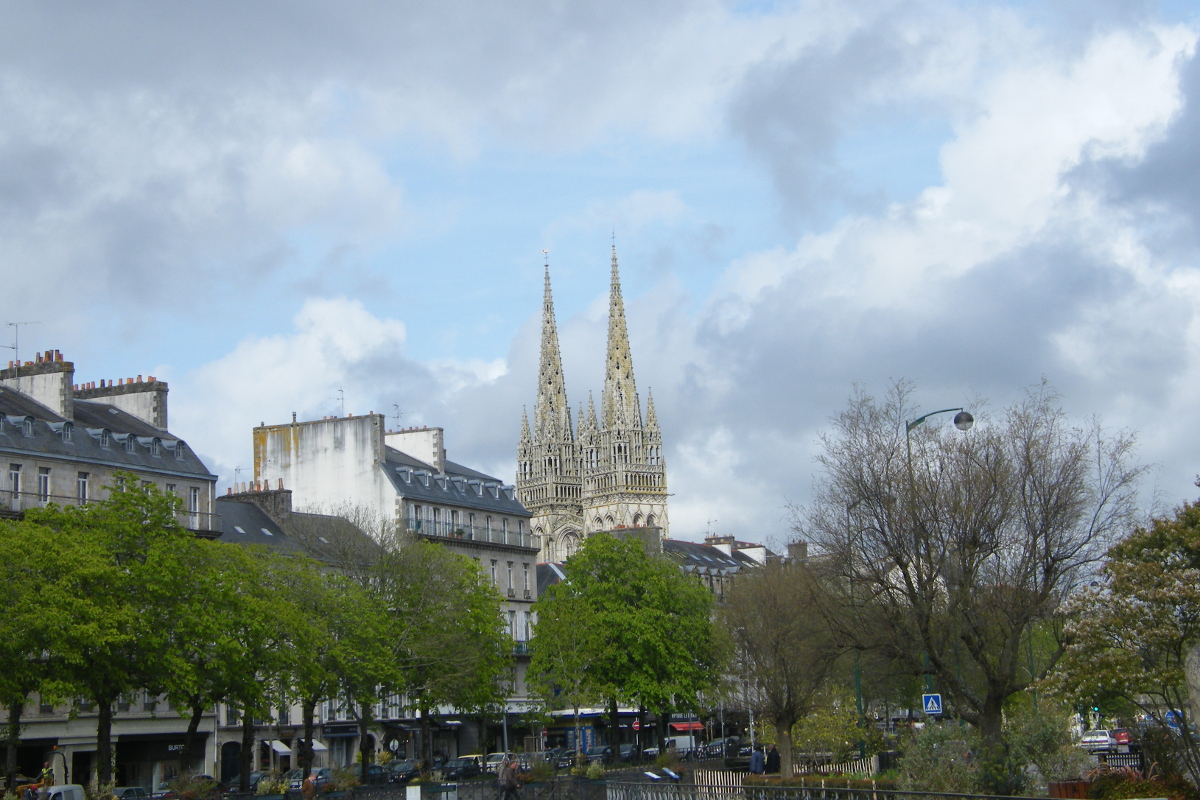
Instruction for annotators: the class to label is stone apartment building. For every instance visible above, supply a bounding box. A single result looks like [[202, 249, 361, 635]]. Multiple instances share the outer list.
[[251, 413, 539, 757], [0, 350, 219, 790]]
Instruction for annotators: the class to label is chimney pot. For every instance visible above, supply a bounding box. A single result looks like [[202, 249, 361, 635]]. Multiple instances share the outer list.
[[137, 375, 142, 383], [277, 479, 283, 490]]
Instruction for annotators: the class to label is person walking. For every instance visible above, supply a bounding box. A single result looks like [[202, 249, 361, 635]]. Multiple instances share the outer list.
[[497, 755, 520, 800], [749, 746, 765, 775], [765, 744, 780, 774]]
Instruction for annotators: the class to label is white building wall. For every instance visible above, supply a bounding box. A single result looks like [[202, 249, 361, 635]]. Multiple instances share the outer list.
[[253, 414, 396, 524]]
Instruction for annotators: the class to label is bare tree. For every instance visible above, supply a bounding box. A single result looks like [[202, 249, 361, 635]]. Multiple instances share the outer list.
[[720, 560, 837, 777], [800, 381, 1143, 752]]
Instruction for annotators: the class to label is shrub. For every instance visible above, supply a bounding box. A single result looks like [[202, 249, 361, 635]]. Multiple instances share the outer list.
[[585, 761, 604, 781], [899, 724, 981, 794]]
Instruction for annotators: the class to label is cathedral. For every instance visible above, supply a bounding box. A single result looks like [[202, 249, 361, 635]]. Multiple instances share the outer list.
[[517, 246, 668, 563]]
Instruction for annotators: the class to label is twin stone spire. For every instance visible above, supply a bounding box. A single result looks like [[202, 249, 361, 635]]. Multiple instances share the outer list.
[[517, 246, 669, 563]]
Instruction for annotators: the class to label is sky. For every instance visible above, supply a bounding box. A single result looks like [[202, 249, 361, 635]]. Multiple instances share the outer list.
[[2, 0, 1200, 547]]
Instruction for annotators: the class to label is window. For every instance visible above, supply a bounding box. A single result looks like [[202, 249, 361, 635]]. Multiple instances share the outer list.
[[37, 468, 50, 503], [468, 512, 475, 530], [9, 464, 21, 502], [523, 563, 529, 591], [485, 516, 492, 535], [518, 520, 525, 536], [410, 503, 422, 531], [61, 423, 72, 443], [490, 560, 497, 585], [523, 611, 531, 641], [114, 475, 126, 491], [143, 692, 158, 712], [99, 429, 110, 447], [148, 438, 159, 456], [188, 487, 200, 526], [508, 610, 517, 638], [502, 518, 508, 535], [77, 472, 89, 503], [165, 483, 175, 494], [124, 435, 135, 452], [507, 562, 513, 590]]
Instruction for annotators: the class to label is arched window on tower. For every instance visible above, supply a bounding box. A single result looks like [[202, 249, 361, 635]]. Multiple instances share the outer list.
[[647, 514, 656, 527]]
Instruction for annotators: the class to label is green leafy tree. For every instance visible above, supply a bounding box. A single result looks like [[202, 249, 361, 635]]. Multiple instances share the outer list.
[[1053, 496, 1200, 783], [532, 534, 719, 756], [0, 520, 88, 787], [26, 476, 201, 786]]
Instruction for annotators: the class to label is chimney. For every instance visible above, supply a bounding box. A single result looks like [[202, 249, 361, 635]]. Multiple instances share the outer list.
[[74, 373, 170, 429], [0, 352, 76, 420]]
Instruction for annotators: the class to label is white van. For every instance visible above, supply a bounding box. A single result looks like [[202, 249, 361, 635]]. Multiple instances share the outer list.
[[46, 786, 86, 800]]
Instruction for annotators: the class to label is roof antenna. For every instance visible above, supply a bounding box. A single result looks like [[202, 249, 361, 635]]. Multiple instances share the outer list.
[[3, 321, 40, 377], [392, 404, 406, 428], [707, 519, 718, 537], [331, 388, 345, 416]]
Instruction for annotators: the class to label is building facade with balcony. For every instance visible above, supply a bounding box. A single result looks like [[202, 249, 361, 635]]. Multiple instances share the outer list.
[[0, 350, 220, 791], [251, 414, 538, 757], [0, 350, 218, 532]]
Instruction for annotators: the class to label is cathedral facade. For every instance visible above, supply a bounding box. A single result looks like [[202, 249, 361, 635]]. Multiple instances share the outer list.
[[517, 247, 668, 563]]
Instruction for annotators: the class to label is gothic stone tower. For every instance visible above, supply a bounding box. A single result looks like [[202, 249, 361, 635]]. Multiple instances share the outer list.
[[579, 246, 668, 536], [517, 247, 668, 564], [517, 263, 585, 563]]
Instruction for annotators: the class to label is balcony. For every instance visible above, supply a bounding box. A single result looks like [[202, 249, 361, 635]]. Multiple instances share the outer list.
[[0, 489, 220, 534], [409, 518, 540, 550], [512, 641, 531, 656]]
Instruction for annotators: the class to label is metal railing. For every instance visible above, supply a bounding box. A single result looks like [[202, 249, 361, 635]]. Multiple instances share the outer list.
[[607, 781, 1045, 800], [409, 519, 540, 550], [0, 489, 219, 532]]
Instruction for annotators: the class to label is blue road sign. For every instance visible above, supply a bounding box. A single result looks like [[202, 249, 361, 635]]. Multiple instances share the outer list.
[[922, 693, 943, 715]]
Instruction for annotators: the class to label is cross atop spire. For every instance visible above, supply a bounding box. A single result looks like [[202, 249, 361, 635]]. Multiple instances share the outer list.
[[534, 254, 573, 443], [602, 245, 641, 429]]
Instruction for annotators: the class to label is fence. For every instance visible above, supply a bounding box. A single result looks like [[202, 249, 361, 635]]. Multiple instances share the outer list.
[[607, 780, 1045, 800]]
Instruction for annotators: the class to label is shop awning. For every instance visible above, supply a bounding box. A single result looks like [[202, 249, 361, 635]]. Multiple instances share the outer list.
[[310, 741, 328, 752], [669, 722, 704, 732], [271, 740, 292, 755]]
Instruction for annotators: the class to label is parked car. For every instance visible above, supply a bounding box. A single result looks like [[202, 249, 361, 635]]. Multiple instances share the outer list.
[[387, 760, 421, 784], [1080, 730, 1118, 753], [308, 768, 337, 790], [484, 753, 507, 774], [585, 745, 612, 765], [363, 765, 390, 785], [1112, 728, 1141, 753], [442, 755, 484, 781], [114, 787, 149, 800], [285, 769, 307, 792], [555, 750, 577, 769], [706, 737, 739, 758]]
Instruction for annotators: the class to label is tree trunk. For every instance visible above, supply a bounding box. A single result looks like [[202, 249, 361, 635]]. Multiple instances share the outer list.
[[358, 702, 371, 784], [979, 691, 1005, 754], [776, 719, 794, 778], [6, 699, 23, 789], [1185, 641, 1200, 731], [420, 707, 433, 772], [239, 709, 255, 793], [300, 698, 316, 779], [609, 697, 620, 753], [182, 698, 205, 775], [96, 699, 114, 786], [572, 707, 581, 767], [656, 712, 667, 756]]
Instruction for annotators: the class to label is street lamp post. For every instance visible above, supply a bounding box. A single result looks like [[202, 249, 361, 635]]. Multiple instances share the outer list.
[[904, 407, 973, 696], [846, 499, 866, 757]]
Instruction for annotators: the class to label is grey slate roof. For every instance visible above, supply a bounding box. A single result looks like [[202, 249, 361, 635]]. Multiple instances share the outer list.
[[214, 498, 380, 564], [0, 387, 215, 480], [380, 447, 530, 516], [662, 539, 748, 575]]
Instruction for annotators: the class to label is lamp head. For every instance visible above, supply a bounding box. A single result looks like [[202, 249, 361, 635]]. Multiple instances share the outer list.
[[953, 411, 974, 432]]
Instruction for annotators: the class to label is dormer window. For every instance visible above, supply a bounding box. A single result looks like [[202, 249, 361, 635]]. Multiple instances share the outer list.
[[125, 436, 135, 453], [148, 438, 160, 456], [49, 422, 73, 443], [100, 429, 110, 447]]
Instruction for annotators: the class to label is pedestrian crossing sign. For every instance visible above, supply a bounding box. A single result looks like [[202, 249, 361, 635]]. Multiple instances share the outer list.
[[923, 693, 943, 715]]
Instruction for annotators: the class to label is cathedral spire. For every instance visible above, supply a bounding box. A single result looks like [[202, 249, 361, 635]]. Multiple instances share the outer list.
[[535, 255, 573, 443], [602, 245, 641, 429], [520, 406, 531, 443], [646, 389, 658, 430]]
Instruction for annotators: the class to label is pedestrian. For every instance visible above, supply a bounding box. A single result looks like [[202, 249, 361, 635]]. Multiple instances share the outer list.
[[765, 744, 780, 774], [497, 755, 520, 800], [749, 746, 765, 775]]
